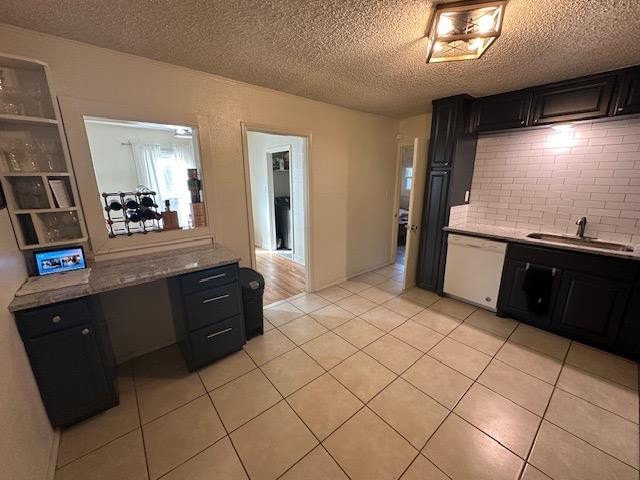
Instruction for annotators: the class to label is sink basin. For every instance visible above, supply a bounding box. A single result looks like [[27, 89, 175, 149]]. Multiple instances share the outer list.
[[527, 233, 634, 252]]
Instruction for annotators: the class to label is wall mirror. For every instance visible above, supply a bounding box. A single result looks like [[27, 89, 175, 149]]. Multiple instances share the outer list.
[[83, 117, 207, 237]]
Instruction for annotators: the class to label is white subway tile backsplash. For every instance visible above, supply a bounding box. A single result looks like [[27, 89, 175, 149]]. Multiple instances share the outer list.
[[468, 117, 640, 241]]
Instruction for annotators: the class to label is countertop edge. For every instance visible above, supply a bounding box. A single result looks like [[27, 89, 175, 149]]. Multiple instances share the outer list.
[[444, 225, 640, 262], [9, 244, 242, 313]]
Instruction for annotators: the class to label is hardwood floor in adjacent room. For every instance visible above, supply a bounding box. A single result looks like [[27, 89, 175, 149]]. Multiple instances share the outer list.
[[255, 248, 305, 305]]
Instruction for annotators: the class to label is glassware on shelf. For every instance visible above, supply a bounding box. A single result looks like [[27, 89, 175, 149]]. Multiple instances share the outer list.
[[58, 211, 81, 239], [12, 177, 49, 209], [1, 140, 22, 172], [35, 137, 63, 171], [43, 213, 61, 243], [0, 69, 24, 115], [25, 83, 45, 118], [22, 142, 40, 172]]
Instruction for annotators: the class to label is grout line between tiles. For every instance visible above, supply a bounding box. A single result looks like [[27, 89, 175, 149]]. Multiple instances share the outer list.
[[196, 370, 254, 480], [254, 350, 352, 479], [551, 383, 640, 426], [131, 361, 152, 480], [407, 316, 527, 479], [58, 283, 639, 480], [519, 338, 571, 480]]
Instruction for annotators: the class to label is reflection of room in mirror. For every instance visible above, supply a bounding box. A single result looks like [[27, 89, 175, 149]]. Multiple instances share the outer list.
[[83, 117, 206, 234]]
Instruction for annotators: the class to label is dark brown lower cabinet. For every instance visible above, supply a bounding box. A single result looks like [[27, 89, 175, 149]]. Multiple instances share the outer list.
[[498, 243, 639, 358], [168, 263, 246, 370], [16, 297, 118, 428], [497, 259, 561, 329], [551, 271, 631, 346]]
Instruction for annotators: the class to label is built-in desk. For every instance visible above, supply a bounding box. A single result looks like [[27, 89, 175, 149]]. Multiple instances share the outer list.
[[9, 244, 245, 427]]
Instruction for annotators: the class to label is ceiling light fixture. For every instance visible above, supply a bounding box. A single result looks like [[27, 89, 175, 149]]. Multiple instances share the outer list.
[[426, 1, 507, 63]]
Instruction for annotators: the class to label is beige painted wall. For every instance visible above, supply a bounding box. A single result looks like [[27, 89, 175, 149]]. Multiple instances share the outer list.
[[0, 23, 398, 289], [0, 210, 55, 479], [398, 113, 430, 143]]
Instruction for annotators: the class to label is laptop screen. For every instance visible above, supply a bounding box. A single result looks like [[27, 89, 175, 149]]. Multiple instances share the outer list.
[[34, 247, 86, 276]]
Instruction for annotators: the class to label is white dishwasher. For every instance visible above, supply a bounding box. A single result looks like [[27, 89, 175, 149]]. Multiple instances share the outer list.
[[443, 234, 506, 311]]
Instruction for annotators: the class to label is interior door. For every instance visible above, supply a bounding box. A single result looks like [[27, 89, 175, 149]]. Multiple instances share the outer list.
[[403, 137, 428, 289]]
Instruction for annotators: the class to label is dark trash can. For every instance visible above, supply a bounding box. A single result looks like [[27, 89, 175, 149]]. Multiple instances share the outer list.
[[239, 268, 265, 340]]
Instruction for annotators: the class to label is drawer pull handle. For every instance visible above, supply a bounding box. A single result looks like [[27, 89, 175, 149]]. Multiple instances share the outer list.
[[207, 327, 232, 339], [203, 294, 230, 304], [199, 273, 226, 283], [81, 328, 90, 335], [52, 315, 61, 324]]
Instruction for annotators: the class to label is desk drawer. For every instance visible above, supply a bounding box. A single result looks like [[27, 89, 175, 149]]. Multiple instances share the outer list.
[[180, 264, 238, 294], [17, 299, 92, 338], [189, 315, 244, 368], [185, 283, 241, 331]]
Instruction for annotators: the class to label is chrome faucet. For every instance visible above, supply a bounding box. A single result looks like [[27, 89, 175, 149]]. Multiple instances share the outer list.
[[576, 217, 587, 238]]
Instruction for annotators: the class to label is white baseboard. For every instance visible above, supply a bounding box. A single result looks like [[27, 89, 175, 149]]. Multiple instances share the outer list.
[[311, 259, 394, 292]]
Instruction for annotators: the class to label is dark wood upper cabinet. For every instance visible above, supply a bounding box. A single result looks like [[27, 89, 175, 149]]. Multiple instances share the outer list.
[[531, 74, 617, 125], [472, 90, 532, 132], [428, 99, 460, 168], [613, 67, 640, 116], [417, 95, 476, 293]]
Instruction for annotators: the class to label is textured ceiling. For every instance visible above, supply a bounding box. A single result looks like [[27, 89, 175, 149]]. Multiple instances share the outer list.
[[1, 0, 640, 117]]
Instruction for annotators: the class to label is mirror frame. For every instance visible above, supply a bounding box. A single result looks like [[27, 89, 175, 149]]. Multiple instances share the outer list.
[[59, 96, 214, 257]]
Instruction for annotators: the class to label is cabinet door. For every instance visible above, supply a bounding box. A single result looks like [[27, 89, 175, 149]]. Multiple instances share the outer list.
[[613, 68, 640, 116], [551, 270, 630, 347], [27, 325, 116, 427], [428, 100, 459, 168], [416, 170, 450, 291], [497, 258, 560, 328], [472, 90, 532, 132], [531, 74, 616, 125]]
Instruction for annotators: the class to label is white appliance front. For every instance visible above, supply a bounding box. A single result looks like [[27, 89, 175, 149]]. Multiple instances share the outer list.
[[443, 234, 507, 311]]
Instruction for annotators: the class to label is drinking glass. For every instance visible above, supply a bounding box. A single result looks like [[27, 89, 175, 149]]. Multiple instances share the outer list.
[[22, 142, 39, 172], [2, 140, 21, 172], [43, 214, 61, 242], [35, 137, 61, 171]]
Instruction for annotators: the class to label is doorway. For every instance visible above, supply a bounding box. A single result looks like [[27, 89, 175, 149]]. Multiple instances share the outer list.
[[392, 138, 427, 290], [243, 128, 310, 305]]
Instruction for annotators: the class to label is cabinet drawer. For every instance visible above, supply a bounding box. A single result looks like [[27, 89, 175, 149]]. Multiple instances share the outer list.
[[17, 299, 92, 338], [180, 264, 238, 294], [189, 315, 244, 369], [185, 283, 241, 331]]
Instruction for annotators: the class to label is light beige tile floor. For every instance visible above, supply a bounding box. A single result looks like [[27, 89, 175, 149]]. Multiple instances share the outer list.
[[55, 264, 640, 480]]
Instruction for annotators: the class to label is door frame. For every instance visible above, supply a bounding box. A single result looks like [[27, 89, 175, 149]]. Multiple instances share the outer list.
[[266, 144, 294, 253], [241, 123, 313, 291], [389, 141, 415, 264]]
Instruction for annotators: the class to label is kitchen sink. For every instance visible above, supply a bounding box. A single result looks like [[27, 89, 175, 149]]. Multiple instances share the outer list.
[[527, 233, 634, 252]]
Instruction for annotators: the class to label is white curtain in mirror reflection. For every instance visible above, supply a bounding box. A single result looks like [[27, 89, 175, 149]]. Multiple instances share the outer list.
[[131, 142, 195, 228]]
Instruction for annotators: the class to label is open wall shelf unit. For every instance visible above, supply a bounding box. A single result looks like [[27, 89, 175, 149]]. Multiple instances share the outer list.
[[0, 53, 87, 250]]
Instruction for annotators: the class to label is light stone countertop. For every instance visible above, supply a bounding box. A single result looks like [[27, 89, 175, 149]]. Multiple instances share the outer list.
[[444, 223, 640, 262], [9, 244, 241, 312]]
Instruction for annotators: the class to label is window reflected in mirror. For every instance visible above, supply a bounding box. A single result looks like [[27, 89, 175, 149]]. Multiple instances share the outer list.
[[83, 117, 206, 236]]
